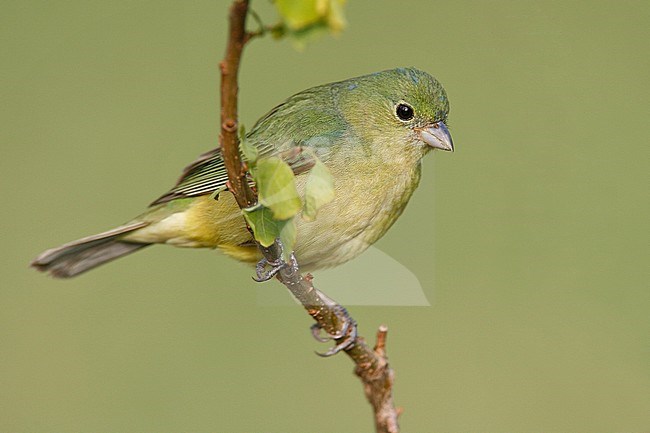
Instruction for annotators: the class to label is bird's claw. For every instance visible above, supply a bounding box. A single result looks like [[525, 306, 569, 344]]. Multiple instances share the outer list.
[[253, 256, 285, 282], [312, 307, 358, 357], [253, 245, 299, 282], [310, 323, 332, 342]]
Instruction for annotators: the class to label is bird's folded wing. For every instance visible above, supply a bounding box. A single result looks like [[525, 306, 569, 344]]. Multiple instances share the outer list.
[[149, 142, 321, 206], [150, 148, 231, 205], [151, 86, 343, 206]]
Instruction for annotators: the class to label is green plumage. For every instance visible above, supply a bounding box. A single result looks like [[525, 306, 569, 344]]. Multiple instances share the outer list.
[[31, 67, 453, 278]]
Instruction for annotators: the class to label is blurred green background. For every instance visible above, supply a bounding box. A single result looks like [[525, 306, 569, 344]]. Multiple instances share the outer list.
[[1, 1, 648, 432]]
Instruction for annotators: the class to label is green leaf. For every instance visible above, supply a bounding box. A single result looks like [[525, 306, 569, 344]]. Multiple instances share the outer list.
[[242, 205, 296, 258], [242, 206, 280, 247], [302, 158, 335, 221], [255, 157, 302, 220], [274, 0, 346, 46], [275, 0, 320, 30], [323, 0, 346, 32], [239, 125, 258, 164], [279, 217, 297, 261]]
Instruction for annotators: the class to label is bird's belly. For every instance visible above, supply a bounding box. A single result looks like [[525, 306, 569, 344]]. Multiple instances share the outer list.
[[293, 169, 419, 270], [292, 204, 375, 269]]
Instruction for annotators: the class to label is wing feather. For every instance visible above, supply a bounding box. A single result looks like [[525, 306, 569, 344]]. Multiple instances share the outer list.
[[150, 83, 345, 206]]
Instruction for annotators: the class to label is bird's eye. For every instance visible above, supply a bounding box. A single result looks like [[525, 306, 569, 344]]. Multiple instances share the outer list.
[[395, 103, 414, 121]]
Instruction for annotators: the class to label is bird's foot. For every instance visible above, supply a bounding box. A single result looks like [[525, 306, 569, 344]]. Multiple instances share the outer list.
[[253, 247, 298, 282], [311, 306, 358, 357], [253, 256, 285, 282]]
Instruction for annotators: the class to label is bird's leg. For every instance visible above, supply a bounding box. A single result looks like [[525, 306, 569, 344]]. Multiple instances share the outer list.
[[254, 256, 286, 282], [311, 295, 358, 357], [253, 239, 296, 282]]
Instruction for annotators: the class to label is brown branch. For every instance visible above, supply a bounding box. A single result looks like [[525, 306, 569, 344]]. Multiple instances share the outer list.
[[357, 326, 401, 433], [220, 0, 256, 208], [275, 259, 401, 433], [219, 2, 400, 432]]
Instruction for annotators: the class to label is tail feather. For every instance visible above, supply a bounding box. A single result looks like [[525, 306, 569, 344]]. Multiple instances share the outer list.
[[31, 222, 150, 278]]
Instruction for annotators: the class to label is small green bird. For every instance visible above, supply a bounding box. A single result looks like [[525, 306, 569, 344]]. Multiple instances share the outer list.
[[31, 67, 453, 278]]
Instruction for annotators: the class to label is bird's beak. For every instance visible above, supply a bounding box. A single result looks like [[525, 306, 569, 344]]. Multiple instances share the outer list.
[[420, 121, 454, 152]]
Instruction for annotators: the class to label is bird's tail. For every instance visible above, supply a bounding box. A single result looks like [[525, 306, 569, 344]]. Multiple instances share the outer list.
[[30, 221, 151, 278]]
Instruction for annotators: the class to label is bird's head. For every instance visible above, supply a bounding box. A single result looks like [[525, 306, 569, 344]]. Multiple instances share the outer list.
[[339, 67, 453, 161]]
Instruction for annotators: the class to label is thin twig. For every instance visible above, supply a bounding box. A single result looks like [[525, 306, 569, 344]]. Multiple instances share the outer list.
[[218, 2, 400, 432], [244, 8, 284, 43], [220, 0, 256, 208]]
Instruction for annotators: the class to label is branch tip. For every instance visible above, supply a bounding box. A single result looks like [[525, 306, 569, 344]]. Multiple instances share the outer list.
[[374, 325, 388, 354]]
